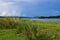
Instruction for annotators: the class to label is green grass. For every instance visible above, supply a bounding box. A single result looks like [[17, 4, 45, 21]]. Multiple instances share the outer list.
[[0, 18, 60, 40], [0, 29, 27, 40], [17, 19, 60, 40]]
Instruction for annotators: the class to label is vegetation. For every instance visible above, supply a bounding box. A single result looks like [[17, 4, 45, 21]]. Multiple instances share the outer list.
[[0, 18, 60, 40], [38, 15, 60, 18]]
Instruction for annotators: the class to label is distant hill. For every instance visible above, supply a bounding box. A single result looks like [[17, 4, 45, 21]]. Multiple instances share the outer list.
[[38, 15, 60, 18], [0, 15, 60, 18], [0, 16, 32, 18]]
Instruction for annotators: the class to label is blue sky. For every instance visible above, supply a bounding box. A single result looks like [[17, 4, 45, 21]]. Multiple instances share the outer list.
[[0, 0, 60, 17]]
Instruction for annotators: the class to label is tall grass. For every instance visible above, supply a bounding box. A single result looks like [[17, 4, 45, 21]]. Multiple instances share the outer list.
[[0, 18, 60, 40], [0, 18, 19, 29], [17, 19, 60, 40]]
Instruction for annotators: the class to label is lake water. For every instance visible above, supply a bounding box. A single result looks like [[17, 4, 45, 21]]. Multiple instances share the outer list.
[[30, 18, 60, 22]]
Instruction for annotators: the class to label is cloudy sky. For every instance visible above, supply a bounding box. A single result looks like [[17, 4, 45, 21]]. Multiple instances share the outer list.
[[0, 0, 60, 17]]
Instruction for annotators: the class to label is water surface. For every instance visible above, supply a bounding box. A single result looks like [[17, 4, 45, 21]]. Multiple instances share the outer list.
[[30, 18, 60, 22]]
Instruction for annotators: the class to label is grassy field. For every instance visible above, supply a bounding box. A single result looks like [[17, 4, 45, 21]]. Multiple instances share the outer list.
[[0, 18, 60, 40], [0, 29, 27, 40]]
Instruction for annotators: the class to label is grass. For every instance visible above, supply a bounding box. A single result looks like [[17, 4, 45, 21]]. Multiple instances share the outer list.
[[17, 19, 60, 40], [0, 18, 60, 40], [0, 29, 27, 40]]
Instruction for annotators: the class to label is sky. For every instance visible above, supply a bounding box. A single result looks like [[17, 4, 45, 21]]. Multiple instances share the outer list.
[[0, 0, 60, 17]]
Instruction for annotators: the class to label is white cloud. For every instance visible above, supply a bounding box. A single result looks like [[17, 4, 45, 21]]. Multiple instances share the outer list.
[[0, 11, 7, 16], [0, 1, 20, 16], [0, 2, 13, 7]]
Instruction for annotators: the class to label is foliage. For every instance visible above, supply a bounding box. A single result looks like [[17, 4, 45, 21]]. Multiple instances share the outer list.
[[0, 18, 60, 40]]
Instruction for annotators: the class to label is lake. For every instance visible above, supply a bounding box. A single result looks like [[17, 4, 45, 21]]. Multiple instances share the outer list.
[[30, 18, 60, 22]]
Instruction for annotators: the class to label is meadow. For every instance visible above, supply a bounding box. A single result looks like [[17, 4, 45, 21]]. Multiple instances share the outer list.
[[0, 18, 60, 40]]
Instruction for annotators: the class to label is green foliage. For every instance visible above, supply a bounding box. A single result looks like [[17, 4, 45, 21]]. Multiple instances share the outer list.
[[0, 18, 60, 40]]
